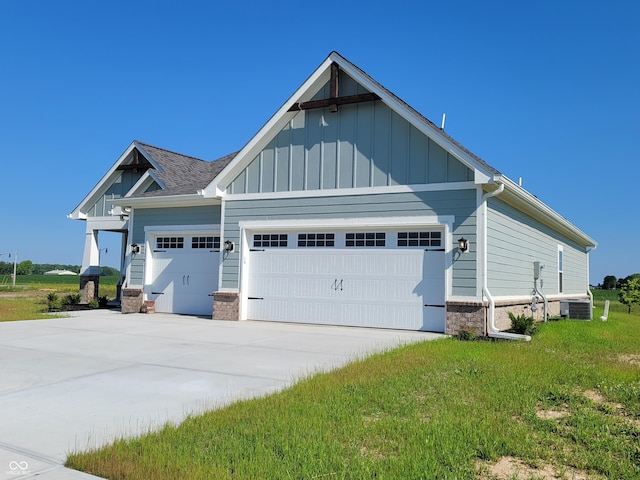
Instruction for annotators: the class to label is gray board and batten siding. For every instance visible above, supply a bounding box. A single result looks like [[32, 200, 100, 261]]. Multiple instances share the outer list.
[[486, 197, 588, 297], [229, 72, 473, 195], [127, 206, 222, 285], [88, 170, 145, 217], [220, 189, 478, 296]]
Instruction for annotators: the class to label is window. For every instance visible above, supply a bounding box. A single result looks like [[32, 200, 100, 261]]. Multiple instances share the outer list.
[[346, 232, 386, 247], [156, 237, 184, 249], [253, 234, 288, 248], [192, 236, 221, 249], [558, 246, 564, 293], [298, 233, 335, 247], [397, 231, 442, 247]]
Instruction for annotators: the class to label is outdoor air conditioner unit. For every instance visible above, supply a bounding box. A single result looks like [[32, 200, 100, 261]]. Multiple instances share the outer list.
[[559, 299, 592, 320]]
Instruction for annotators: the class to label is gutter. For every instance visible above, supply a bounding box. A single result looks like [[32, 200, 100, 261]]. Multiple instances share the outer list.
[[481, 182, 531, 341]]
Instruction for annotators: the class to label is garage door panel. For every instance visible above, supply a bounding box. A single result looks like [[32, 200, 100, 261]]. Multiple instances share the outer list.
[[246, 230, 446, 332], [149, 235, 219, 316]]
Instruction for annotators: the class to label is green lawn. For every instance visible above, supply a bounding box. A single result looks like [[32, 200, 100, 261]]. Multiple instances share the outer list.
[[66, 303, 640, 479], [0, 275, 119, 322]]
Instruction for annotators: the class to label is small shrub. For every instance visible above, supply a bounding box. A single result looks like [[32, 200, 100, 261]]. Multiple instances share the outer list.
[[98, 296, 109, 308], [62, 293, 82, 306], [457, 329, 477, 341], [88, 299, 99, 309], [47, 292, 61, 312], [508, 312, 536, 335]]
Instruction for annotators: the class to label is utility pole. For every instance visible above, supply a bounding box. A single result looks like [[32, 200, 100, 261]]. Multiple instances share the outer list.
[[0, 250, 17, 288], [12, 250, 17, 288]]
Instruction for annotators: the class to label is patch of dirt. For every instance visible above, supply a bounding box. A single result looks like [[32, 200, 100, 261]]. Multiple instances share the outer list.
[[618, 354, 640, 367], [536, 407, 571, 420], [582, 389, 606, 404], [581, 389, 624, 411], [477, 456, 600, 480], [359, 446, 388, 460]]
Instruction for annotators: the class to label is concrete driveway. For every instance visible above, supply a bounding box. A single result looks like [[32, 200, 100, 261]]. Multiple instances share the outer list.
[[0, 310, 442, 478]]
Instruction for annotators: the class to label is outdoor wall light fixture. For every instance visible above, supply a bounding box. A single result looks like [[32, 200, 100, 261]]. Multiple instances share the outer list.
[[458, 237, 469, 253], [131, 244, 140, 254], [224, 240, 234, 252]]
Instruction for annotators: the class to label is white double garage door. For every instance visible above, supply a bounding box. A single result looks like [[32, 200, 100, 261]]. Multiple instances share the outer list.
[[244, 227, 447, 332]]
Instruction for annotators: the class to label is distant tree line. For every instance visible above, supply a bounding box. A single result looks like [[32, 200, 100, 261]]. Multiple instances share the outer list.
[[598, 274, 640, 290], [0, 261, 119, 276]]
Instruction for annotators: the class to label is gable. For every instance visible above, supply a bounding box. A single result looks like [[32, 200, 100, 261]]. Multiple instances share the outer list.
[[87, 169, 147, 216], [229, 71, 472, 195]]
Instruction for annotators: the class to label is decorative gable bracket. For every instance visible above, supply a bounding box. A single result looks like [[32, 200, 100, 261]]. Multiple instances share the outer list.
[[287, 62, 380, 113]]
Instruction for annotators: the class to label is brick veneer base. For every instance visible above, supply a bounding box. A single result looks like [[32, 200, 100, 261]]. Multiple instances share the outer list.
[[80, 275, 99, 303], [213, 292, 240, 321], [446, 298, 569, 335], [121, 288, 144, 314], [446, 302, 486, 336]]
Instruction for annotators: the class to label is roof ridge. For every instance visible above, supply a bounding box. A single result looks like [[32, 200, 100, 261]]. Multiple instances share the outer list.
[[134, 140, 209, 163]]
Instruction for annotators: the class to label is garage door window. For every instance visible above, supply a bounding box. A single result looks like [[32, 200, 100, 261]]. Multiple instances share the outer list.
[[298, 233, 335, 247], [192, 236, 220, 249], [346, 232, 385, 247], [253, 234, 288, 248], [397, 231, 441, 247], [156, 237, 184, 249]]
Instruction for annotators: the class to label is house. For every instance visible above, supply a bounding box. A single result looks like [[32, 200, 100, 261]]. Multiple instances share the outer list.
[[69, 52, 597, 336]]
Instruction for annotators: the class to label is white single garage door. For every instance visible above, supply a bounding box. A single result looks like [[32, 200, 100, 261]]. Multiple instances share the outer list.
[[148, 234, 220, 315], [246, 230, 446, 332]]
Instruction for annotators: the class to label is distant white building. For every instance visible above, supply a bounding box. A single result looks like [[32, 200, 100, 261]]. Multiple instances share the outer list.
[[43, 270, 78, 276]]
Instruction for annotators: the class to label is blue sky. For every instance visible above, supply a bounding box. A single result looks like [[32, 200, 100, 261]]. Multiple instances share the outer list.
[[0, 0, 638, 284]]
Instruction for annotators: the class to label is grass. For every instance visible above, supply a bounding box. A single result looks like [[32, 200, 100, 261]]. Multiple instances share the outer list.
[[0, 275, 119, 322], [66, 303, 640, 479]]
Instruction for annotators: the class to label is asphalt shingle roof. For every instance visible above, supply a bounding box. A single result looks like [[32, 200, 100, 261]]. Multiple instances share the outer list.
[[132, 141, 237, 197]]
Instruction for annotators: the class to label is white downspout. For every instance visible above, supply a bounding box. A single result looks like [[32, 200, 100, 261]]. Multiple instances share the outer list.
[[586, 245, 597, 319], [481, 182, 531, 341]]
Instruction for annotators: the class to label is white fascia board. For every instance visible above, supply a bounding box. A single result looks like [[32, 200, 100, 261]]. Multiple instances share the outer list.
[[109, 194, 220, 209], [224, 181, 476, 202], [68, 141, 137, 219], [495, 175, 597, 247], [125, 171, 166, 198], [202, 57, 336, 196], [69, 140, 168, 219], [239, 215, 455, 231]]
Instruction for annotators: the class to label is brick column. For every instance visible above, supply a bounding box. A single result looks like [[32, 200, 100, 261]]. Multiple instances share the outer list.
[[121, 288, 144, 313], [213, 292, 240, 321], [80, 275, 100, 303]]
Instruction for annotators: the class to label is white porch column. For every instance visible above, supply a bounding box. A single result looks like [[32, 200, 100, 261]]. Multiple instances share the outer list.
[[81, 228, 101, 276]]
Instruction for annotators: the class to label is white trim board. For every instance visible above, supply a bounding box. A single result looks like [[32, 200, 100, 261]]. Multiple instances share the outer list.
[[144, 224, 221, 234], [223, 182, 476, 201], [238, 216, 455, 231]]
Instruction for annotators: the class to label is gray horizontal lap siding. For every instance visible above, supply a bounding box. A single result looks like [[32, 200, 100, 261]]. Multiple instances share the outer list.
[[127, 206, 221, 285], [221, 189, 477, 296], [487, 197, 587, 297]]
